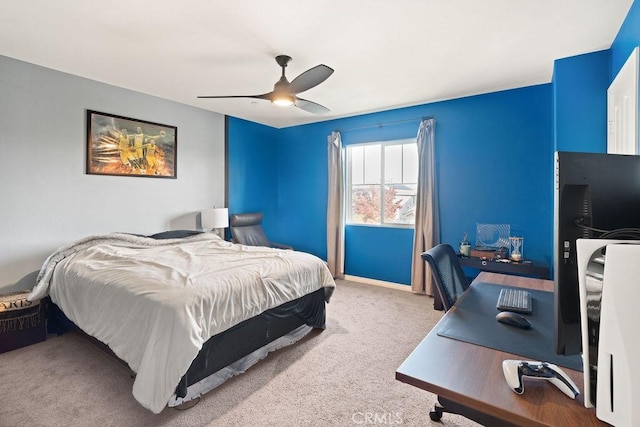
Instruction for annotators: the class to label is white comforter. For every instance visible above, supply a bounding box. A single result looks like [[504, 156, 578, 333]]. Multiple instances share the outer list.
[[28, 233, 335, 413]]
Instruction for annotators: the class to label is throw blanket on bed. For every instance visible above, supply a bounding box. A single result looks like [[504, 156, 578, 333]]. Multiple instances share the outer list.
[[28, 233, 335, 413]]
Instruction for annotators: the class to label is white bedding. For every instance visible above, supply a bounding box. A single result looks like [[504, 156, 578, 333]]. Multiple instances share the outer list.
[[28, 232, 335, 413]]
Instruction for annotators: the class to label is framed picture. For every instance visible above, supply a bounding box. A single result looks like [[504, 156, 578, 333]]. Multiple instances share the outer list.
[[86, 110, 177, 178]]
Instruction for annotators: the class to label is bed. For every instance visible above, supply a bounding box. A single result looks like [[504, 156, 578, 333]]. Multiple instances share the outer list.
[[28, 231, 335, 413]]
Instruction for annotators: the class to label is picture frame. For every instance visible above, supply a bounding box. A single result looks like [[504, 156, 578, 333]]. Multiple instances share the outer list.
[[86, 110, 177, 178]]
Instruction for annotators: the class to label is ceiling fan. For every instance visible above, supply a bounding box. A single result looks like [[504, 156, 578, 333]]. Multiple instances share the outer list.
[[198, 55, 334, 114]]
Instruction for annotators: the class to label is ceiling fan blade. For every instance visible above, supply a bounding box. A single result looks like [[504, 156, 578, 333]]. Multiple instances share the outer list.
[[288, 64, 334, 94], [295, 97, 330, 114], [197, 93, 272, 100]]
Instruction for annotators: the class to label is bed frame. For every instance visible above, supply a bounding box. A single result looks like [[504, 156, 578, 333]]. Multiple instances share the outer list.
[[45, 230, 330, 408]]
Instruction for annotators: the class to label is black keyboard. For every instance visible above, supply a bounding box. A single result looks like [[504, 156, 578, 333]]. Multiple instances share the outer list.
[[497, 288, 532, 314]]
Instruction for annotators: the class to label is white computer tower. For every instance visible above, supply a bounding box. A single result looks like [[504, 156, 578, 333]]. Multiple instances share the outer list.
[[576, 239, 640, 425]]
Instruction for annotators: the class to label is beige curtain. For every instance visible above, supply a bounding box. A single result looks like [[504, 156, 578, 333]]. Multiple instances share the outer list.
[[327, 131, 345, 278], [411, 118, 439, 294]]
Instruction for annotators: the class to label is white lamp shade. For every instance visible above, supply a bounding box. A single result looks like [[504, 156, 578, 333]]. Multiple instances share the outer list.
[[201, 208, 229, 231]]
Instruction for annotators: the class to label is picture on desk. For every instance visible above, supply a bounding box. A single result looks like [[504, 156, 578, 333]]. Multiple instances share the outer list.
[[459, 224, 527, 263], [475, 223, 510, 249]]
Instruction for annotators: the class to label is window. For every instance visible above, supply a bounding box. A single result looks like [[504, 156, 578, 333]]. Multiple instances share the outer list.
[[346, 139, 418, 226]]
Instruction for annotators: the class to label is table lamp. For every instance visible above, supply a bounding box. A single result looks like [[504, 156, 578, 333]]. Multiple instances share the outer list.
[[201, 208, 229, 238]]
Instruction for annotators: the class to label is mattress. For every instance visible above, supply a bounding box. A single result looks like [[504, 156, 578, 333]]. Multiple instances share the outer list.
[[28, 232, 335, 413]]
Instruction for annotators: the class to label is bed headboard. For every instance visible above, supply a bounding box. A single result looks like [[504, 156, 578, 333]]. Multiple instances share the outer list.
[[148, 230, 203, 240]]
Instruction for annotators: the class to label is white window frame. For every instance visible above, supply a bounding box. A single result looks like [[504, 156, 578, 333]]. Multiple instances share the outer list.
[[345, 138, 417, 228]]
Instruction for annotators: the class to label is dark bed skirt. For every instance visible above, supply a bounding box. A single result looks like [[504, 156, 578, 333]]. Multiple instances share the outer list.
[[175, 287, 327, 397], [48, 287, 328, 399]]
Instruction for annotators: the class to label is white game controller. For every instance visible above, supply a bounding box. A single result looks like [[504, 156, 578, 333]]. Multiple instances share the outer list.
[[502, 359, 580, 399]]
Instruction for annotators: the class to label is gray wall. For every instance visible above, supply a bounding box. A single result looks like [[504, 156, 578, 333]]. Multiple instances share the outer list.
[[0, 56, 225, 291]]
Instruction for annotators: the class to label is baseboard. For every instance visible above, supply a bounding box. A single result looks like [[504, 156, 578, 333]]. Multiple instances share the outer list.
[[342, 275, 412, 292]]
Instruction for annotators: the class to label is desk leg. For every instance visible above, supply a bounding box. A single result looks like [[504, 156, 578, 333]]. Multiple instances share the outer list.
[[434, 292, 443, 311]]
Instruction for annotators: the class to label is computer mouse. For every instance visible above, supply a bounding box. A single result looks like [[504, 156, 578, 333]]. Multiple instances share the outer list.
[[496, 311, 532, 329]]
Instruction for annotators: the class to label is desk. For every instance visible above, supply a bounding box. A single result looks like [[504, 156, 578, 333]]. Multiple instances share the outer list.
[[396, 272, 602, 426]]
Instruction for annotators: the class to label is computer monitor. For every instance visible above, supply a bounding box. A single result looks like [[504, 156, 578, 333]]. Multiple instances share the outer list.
[[554, 151, 640, 356]]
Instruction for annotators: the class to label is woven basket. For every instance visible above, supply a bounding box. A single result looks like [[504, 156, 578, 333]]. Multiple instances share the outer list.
[[0, 291, 46, 353]]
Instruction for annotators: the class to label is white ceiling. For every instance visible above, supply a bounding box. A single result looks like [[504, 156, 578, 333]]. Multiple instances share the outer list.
[[0, 1, 633, 128]]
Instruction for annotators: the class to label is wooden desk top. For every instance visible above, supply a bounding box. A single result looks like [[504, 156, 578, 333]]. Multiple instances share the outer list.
[[396, 272, 603, 427]]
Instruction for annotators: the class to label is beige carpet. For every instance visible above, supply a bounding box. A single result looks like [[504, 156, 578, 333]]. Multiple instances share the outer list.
[[0, 279, 480, 427]]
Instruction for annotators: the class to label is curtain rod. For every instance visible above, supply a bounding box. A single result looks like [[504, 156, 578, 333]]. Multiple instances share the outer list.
[[334, 116, 433, 133]]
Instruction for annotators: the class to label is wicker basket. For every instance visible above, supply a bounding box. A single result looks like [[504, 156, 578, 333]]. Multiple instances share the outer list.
[[0, 291, 46, 353]]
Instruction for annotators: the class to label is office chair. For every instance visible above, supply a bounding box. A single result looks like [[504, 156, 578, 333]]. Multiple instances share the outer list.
[[229, 212, 293, 250], [422, 243, 470, 311], [422, 244, 511, 426]]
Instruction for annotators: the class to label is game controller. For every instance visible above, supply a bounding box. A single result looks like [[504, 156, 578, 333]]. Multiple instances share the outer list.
[[502, 360, 580, 399]]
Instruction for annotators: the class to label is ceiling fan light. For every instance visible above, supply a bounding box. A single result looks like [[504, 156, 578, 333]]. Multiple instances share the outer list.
[[272, 94, 295, 107]]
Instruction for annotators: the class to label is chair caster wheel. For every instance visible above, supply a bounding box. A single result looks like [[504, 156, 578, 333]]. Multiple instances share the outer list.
[[429, 406, 443, 421]]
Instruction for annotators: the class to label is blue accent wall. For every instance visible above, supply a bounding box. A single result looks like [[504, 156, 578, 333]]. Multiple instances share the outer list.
[[344, 226, 415, 284], [227, 117, 280, 237], [428, 86, 554, 272], [275, 124, 330, 256], [272, 85, 553, 285], [552, 50, 610, 153], [610, 0, 640, 80], [275, 114, 422, 282]]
